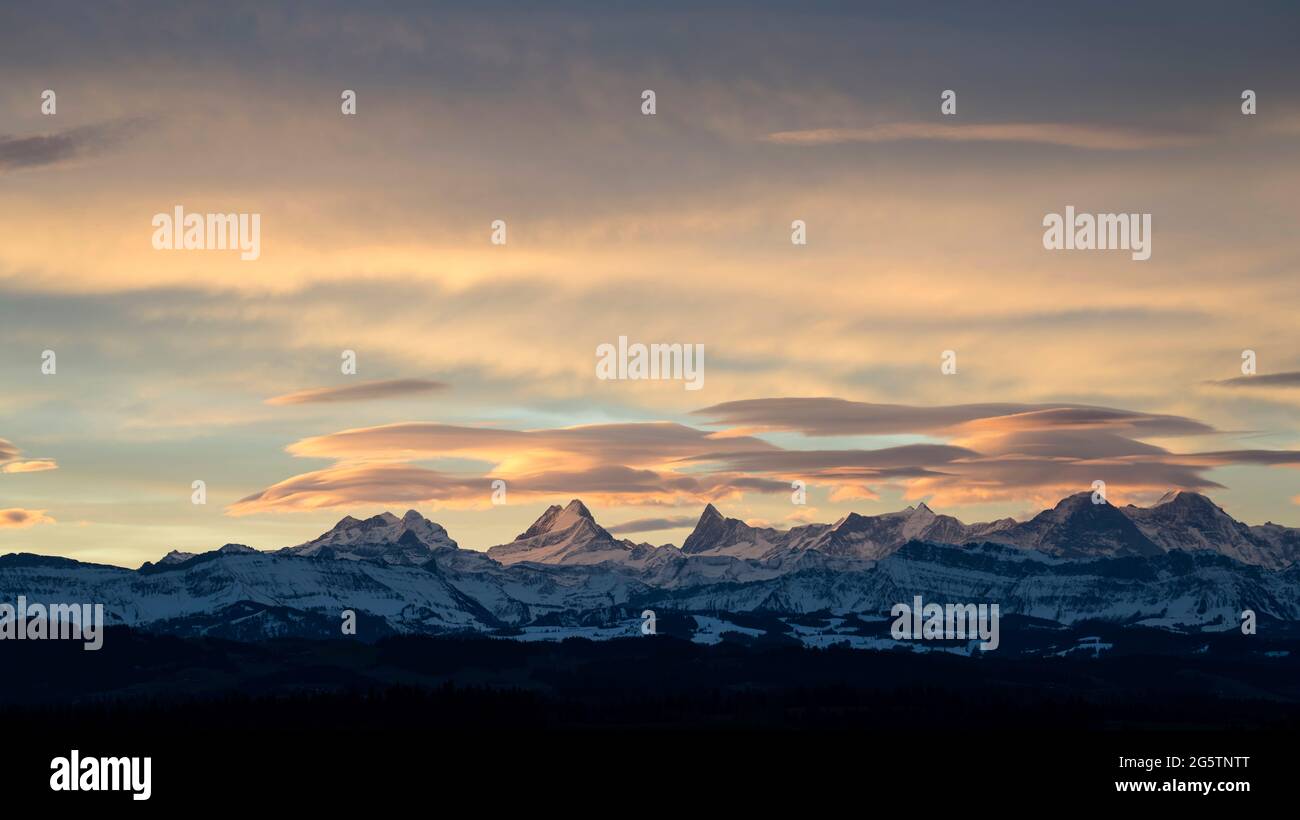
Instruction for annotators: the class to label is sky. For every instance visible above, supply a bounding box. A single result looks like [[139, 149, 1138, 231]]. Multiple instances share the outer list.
[[2, 1, 1299, 566]]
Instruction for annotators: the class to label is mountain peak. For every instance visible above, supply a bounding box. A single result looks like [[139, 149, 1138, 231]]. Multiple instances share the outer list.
[[996, 492, 1161, 559], [488, 499, 627, 565], [562, 498, 594, 520], [831, 511, 866, 530], [682, 502, 745, 554], [909, 501, 936, 519], [1056, 491, 1100, 508], [1153, 489, 1213, 508], [280, 509, 457, 565], [517, 500, 598, 540]]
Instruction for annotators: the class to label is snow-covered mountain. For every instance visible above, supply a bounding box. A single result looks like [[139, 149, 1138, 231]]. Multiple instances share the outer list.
[[485, 500, 668, 566], [3, 491, 1299, 643], [645, 540, 1300, 629], [680, 504, 825, 559], [679, 491, 1297, 567], [1124, 490, 1300, 569], [816, 503, 1013, 559], [680, 501, 1013, 562], [6, 550, 500, 633], [972, 493, 1163, 559], [278, 509, 457, 565]]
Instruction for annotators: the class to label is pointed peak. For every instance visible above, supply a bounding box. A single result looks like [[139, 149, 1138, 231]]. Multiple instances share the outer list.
[[563, 499, 594, 520], [517, 502, 595, 540], [1154, 489, 1212, 507], [904, 502, 936, 519], [682, 502, 734, 553], [1056, 491, 1097, 508]]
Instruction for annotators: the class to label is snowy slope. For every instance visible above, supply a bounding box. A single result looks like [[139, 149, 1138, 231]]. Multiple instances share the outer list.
[[973, 493, 1163, 558], [1124, 491, 1300, 569], [645, 541, 1300, 627]]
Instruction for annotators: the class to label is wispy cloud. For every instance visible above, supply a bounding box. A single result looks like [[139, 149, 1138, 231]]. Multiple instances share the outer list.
[[266, 378, 448, 406], [0, 118, 146, 173], [1, 459, 58, 474], [0, 437, 57, 474], [693, 398, 1214, 437], [229, 398, 1300, 515], [606, 515, 698, 535], [0, 508, 55, 529], [228, 421, 782, 515], [1210, 371, 1300, 389], [693, 398, 1300, 507], [762, 122, 1202, 151]]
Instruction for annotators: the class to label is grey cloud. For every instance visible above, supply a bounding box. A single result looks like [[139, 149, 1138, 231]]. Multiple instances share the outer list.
[[0, 119, 146, 173], [692, 398, 1215, 437], [607, 516, 699, 535], [686, 444, 977, 473]]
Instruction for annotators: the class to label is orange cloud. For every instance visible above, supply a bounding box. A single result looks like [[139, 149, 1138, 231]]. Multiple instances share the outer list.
[[0, 508, 54, 528], [0, 438, 58, 474], [287, 422, 775, 468], [697, 398, 1300, 507], [229, 421, 784, 515], [1, 459, 58, 474], [784, 508, 820, 523], [227, 461, 785, 516], [229, 400, 1300, 517], [829, 486, 881, 503]]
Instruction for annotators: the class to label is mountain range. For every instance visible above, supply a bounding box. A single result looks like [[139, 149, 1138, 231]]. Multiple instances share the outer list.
[[2, 491, 1299, 645], [491, 491, 1300, 569]]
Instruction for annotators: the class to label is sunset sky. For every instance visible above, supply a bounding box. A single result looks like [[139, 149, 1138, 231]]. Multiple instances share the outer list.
[[2, 1, 1299, 566]]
